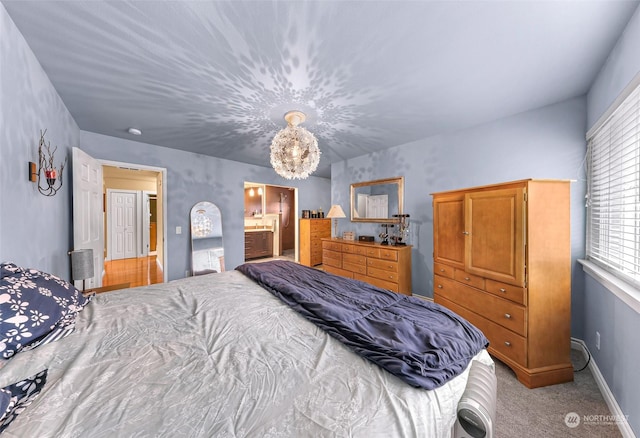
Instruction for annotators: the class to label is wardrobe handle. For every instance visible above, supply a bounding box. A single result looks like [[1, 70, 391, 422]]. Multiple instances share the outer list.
[[504, 341, 511, 347], [437, 284, 443, 289], [500, 288, 507, 293], [504, 313, 512, 319]]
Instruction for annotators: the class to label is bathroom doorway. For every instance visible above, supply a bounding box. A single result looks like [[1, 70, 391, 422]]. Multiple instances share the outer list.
[[243, 182, 297, 263]]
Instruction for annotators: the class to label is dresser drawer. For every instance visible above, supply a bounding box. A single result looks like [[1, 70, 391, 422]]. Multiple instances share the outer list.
[[379, 249, 398, 261], [366, 257, 398, 272], [341, 244, 356, 254], [368, 266, 399, 283], [322, 250, 342, 268], [343, 262, 367, 275], [324, 265, 353, 278], [434, 263, 455, 279], [355, 274, 399, 293], [485, 279, 526, 305], [364, 247, 380, 258], [311, 220, 330, 232], [343, 253, 366, 265], [454, 269, 485, 290], [322, 241, 342, 252], [435, 294, 526, 366], [434, 276, 526, 337], [353, 246, 368, 256]]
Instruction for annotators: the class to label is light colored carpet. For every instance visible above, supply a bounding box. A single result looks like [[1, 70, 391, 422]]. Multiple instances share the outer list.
[[495, 349, 623, 437]]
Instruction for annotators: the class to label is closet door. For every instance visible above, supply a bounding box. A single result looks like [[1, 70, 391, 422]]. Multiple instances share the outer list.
[[464, 187, 525, 287]]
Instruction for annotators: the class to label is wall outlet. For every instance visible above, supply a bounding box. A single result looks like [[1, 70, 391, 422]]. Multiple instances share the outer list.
[[185, 270, 190, 278], [595, 331, 601, 350], [176, 226, 182, 235]]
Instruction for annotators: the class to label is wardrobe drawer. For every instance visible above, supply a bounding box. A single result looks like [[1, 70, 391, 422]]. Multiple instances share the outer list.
[[485, 279, 526, 305], [366, 258, 398, 273], [434, 263, 455, 279], [434, 276, 526, 337], [435, 294, 526, 366], [454, 269, 485, 290], [364, 247, 380, 258]]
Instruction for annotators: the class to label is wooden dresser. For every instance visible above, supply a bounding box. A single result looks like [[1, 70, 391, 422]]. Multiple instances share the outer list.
[[321, 238, 412, 295], [432, 179, 572, 388], [299, 219, 331, 266]]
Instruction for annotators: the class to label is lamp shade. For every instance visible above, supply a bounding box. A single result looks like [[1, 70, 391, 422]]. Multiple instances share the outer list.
[[326, 204, 346, 219], [70, 249, 94, 281]]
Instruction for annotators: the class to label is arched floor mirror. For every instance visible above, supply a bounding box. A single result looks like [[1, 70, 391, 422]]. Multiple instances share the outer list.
[[190, 201, 224, 275]]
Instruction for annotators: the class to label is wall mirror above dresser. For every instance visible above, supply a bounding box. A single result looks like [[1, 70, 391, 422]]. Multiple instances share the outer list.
[[350, 176, 404, 223]]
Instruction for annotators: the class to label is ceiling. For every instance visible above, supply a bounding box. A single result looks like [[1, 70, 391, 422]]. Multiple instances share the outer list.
[[4, 1, 638, 178]]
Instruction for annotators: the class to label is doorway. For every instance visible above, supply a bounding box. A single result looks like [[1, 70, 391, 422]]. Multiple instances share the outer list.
[[72, 147, 167, 290], [101, 165, 166, 288], [243, 182, 298, 263]]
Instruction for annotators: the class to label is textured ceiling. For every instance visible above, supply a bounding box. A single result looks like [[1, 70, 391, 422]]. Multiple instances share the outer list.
[[3, 1, 638, 178]]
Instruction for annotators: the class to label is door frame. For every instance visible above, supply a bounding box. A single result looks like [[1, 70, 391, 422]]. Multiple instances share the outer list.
[[100, 159, 168, 283], [106, 188, 140, 261]]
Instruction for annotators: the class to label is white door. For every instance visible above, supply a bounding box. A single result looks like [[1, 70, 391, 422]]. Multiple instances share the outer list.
[[72, 148, 104, 289], [110, 191, 137, 260]]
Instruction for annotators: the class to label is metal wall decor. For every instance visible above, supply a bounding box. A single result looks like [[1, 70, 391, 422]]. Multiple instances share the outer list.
[[31, 130, 67, 196]]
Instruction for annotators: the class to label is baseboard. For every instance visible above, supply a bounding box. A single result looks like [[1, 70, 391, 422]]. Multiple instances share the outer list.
[[571, 338, 636, 438]]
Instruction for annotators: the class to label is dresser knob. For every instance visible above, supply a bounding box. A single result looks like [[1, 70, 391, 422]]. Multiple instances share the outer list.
[[437, 284, 443, 289], [464, 277, 470, 281], [504, 341, 511, 347], [504, 313, 511, 319], [462, 231, 469, 235], [440, 268, 445, 272], [500, 288, 506, 292]]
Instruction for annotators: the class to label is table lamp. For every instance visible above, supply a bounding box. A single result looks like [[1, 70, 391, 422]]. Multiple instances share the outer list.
[[326, 204, 346, 238]]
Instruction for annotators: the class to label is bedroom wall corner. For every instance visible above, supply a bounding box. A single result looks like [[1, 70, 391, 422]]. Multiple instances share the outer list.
[[0, 4, 80, 279]]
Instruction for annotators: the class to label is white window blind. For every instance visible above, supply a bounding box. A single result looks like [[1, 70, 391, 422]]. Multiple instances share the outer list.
[[586, 82, 640, 288]]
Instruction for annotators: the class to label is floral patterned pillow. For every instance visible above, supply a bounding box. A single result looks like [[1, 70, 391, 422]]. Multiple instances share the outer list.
[[0, 369, 48, 433], [0, 262, 89, 359]]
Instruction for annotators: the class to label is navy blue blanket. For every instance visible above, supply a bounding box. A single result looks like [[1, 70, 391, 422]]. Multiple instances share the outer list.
[[236, 260, 489, 390]]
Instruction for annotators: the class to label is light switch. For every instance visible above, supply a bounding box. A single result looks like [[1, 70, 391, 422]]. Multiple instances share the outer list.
[[176, 226, 182, 235]]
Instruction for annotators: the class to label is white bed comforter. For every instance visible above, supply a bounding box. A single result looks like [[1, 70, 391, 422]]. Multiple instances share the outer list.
[[0, 271, 492, 437]]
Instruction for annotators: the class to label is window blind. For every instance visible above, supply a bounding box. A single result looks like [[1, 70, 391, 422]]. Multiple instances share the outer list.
[[586, 82, 640, 288]]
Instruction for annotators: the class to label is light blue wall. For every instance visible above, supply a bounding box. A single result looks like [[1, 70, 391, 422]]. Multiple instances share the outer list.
[[0, 4, 80, 279], [80, 131, 330, 281], [585, 5, 640, 435], [332, 97, 587, 336]]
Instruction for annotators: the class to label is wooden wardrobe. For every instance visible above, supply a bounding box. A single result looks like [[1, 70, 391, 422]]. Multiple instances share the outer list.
[[432, 179, 572, 388]]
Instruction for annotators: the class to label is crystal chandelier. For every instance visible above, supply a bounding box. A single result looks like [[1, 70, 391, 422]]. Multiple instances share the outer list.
[[270, 111, 321, 180]]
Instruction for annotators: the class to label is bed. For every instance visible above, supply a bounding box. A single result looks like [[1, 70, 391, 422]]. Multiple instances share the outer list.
[[0, 260, 494, 437]]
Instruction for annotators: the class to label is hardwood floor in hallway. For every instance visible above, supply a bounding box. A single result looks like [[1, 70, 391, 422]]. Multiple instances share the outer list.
[[103, 256, 164, 289]]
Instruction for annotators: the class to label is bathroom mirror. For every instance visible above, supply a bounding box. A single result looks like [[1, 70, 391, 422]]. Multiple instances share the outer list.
[[350, 176, 404, 223], [190, 201, 225, 275]]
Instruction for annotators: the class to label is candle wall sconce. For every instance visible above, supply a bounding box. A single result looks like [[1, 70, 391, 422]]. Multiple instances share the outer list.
[[29, 130, 67, 196]]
